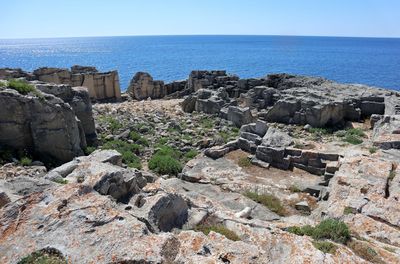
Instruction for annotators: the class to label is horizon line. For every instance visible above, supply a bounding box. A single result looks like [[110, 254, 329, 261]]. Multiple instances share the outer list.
[[1, 33, 400, 41]]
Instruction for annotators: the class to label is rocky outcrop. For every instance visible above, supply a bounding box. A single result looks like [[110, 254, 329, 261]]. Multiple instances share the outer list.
[[127, 72, 166, 100], [34, 82, 97, 145], [183, 72, 399, 128], [372, 115, 400, 149], [0, 88, 86, 163], [1, 66, 121, 101]]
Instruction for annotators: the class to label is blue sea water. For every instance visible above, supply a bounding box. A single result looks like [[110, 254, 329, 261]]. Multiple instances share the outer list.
[[0, 35, 400, 91]]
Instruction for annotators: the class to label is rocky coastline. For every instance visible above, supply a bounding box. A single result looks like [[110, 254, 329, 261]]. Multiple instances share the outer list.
[[0, 66, 399, 263]]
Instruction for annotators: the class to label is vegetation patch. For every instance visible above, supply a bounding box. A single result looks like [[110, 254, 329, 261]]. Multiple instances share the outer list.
[[18, 248, 66, 264], [244, 191, 286, 216], [129, 131, 149, 147], [148, 146, 182, 175], [99, 116, 122, 133], [289, 185, 302, 193], [343, 206, 357, 215], [287, 219, 351, 244], [102, 139, 142, 169], [53, 178, 68, 185], [7, 79, 36, 95], [195, 224, 240, 241], [183, 149, 198, 161], [20, 156, 32, 166], [368, 147, 378, 154], [347, 240, 384, 264], [337, 128, 366, 145], [312, 240, 338, 254]]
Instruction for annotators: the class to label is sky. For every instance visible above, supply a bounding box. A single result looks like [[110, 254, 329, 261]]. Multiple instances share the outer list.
[[0, 0, 399, 39]]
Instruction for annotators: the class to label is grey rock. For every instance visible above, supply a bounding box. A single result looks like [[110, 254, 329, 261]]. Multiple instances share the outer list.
[[227, 106, 254, 127], [372, 115, 400, 149], [0, 89, 85, 163]]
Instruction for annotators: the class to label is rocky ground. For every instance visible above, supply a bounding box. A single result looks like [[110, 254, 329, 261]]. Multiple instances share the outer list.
[[1, 71, 400, 263]]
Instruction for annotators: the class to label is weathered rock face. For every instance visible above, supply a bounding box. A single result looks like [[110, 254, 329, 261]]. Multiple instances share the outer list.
[[0, 89, 86, 163], [1, 66, 121, 101], [372, 115, 400, 149], [318, 156, 400, 228], [127, 72, 166, 100], [34, 82, 97, 145]]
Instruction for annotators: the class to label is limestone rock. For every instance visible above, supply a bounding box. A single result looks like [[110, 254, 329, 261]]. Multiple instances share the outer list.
[[372, 115, 400, 149], [0, 89, 85, 163], [127, 72, 166, 100], [227, 106, 254, 127]]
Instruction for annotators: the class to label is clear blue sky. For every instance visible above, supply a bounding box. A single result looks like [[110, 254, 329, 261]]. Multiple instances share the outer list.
[[1, 0, 399, 39]]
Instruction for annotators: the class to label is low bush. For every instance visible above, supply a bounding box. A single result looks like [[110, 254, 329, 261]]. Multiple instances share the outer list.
[[244, 191, 286, 216], [184, 149, 198, 161], [53, 178, 68, 185], [195, 224, 240, 241], [148, 146, 182, 175], [312, 240, 338, 254], [344, 134, 363, 145], [84, 146, 97, 155], [101, 139, 142, 169], [18, 249, 66, 264], [368, 147, 378, 154], [7, 79, 36, 95], [287, 219, 351, 244], [20, 157, 32, 166]]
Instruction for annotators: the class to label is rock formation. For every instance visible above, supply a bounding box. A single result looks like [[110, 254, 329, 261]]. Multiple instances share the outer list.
[[1, 70, 400, 263], [0, 80, 97, 163], [0, 66, 121, 101]]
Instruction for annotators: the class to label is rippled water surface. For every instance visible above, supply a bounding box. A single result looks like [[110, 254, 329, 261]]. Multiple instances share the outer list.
[[1, 35, 399, 90]]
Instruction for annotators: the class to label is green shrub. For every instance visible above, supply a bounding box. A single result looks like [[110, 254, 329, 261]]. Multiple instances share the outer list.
[[20, 157, 32, 166], [346, 128, 366, 138], [200, 117, 214, 129], [244, 191, 286, 216], [148, 146, 182, 175], [101, 139, 142, 169], [368, 147, 378, 154], [18, 249, 66, 264], [312, 219, 351, 244], [195, 224, 240, 241], [312, 241, 338, 254], [84, 146, 97, 155], [184, 149, 198, 161], [344, 134, 363, 145], [287, 219, 350, 244], [7, 79, 36, 95], [53, 178, 68, 185], [99, 116, 122, 133], [343, 207, 356, 215], [121, 151, 142, 169], [238, 156, 251, 168], [129, 131, 141, 141]]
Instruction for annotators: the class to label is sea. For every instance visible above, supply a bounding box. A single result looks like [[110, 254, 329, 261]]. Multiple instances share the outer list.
[[0, 35, 400, 91]]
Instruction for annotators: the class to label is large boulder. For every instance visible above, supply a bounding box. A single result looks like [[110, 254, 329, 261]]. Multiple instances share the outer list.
[[34, 83, 97, 145], [226, 106, 254, 127], [127, 72, 165, 100], [0, 88, 86, 163]]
